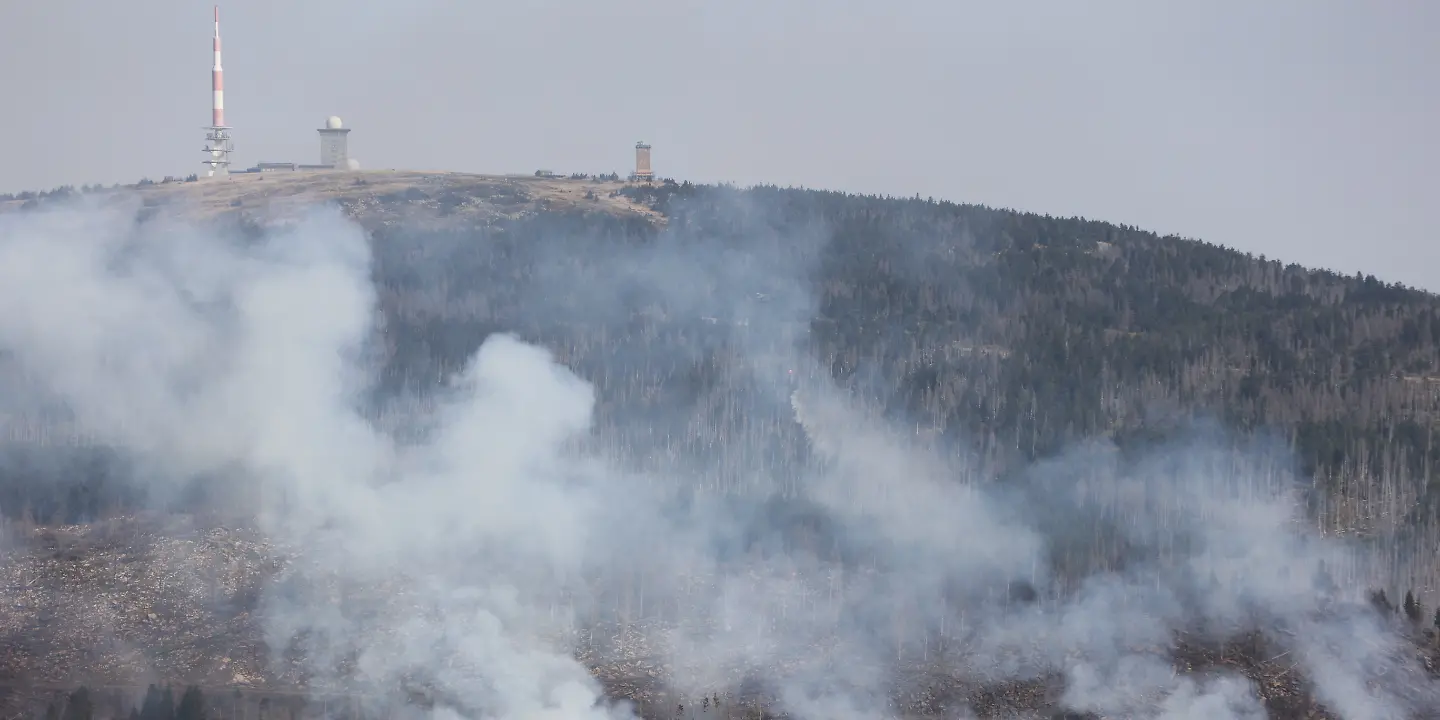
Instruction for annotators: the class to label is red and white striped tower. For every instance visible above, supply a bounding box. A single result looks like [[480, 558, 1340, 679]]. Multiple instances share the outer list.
[[211, 5, 224, 128], [202, 5, 233, 177]]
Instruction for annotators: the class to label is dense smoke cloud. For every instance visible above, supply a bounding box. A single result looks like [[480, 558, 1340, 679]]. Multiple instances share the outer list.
[[0, 195, 1435, 720]]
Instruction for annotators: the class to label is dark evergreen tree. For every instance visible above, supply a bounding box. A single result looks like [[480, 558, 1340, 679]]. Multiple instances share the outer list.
[[176, 687, 206, 720], [160, 687, 175, 720], [139, 685, 163, 720], [62, 687, 92, 720], [1404, 590, 1422, 623], [1370, 588, 1393, 615]]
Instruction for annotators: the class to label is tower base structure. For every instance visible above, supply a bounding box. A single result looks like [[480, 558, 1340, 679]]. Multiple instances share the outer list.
[[203, 125, 233, 177]]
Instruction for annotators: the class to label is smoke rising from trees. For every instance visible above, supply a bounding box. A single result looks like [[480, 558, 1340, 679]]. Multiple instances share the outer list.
[[0, 194, 1434, 719]]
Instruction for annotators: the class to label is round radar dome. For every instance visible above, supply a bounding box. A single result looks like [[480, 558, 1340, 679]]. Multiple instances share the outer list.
[[325, 116, 343, 129]]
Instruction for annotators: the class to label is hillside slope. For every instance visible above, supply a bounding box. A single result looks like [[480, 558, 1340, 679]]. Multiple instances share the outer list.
[[2, 175, 1440, 719], [382, 178, 1440, 584]]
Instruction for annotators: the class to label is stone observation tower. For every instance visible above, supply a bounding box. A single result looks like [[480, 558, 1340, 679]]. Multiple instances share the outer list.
[[633, 141, 653, 181], [318, 116, 352, 169]]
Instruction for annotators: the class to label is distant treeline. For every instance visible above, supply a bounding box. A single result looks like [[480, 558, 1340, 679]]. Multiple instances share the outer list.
[[0, 177, 202, 207], [38, 685, 207, 720]]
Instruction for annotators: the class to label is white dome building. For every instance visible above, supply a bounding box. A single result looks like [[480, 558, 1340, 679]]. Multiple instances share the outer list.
[[318, 116, 352, 168]]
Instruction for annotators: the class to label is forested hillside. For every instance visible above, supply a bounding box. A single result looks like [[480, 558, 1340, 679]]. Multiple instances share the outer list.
[[5, 176, 1440, 718], [6, 179, 1440, 584], [375, 180, 1440, 553]]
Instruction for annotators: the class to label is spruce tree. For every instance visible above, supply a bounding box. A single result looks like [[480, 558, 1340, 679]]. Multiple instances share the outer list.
[[139, 685, 162, 720], [1370, 588, 1393, 614], [1405, 590, 1423, 623], [62, 687, 93, 720], [176, 687, 206, 720]]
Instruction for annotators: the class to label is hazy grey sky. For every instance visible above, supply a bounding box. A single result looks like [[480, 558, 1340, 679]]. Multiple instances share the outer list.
[[2, 1, 1435, 288]]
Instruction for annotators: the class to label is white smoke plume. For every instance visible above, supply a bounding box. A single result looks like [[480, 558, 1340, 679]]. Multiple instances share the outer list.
[[0, 199, 626, 720], [0, 194, 1435, 720]]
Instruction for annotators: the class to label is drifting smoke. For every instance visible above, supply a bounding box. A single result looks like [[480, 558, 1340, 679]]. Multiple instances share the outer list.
[[0, 194, 1434, 720]]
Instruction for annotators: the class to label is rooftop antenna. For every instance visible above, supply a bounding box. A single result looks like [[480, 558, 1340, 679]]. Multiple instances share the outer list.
[[202, 5, 232, 177]]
